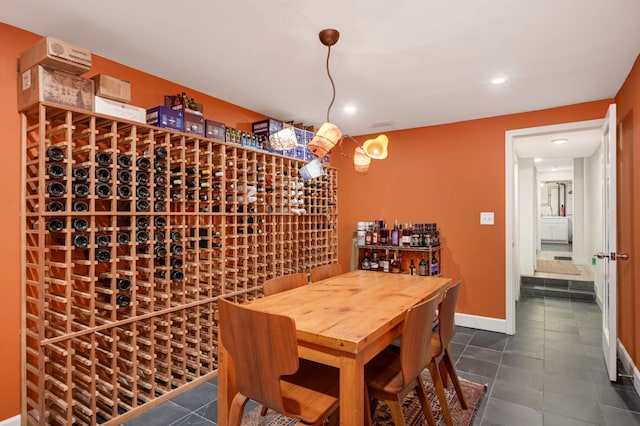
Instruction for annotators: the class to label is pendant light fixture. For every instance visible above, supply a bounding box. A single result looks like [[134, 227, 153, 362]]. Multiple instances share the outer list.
[[308, 29, 343, 159]]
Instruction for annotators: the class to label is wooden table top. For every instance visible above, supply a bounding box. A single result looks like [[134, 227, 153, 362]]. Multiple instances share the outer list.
[[247, 270, 451, 355]]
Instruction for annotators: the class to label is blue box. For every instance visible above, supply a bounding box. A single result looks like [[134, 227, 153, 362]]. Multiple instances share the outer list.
[[147, 106, 183, 132], [295, 146, 306, 160], [302, 130, 314, 147]]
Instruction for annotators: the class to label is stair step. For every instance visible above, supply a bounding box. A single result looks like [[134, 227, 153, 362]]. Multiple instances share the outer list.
[[521, 285, 596, 302]]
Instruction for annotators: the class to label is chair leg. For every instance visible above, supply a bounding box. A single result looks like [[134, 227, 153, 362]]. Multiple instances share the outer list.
[[228, 393, 249, 426], [326, 408, 340, 426], [387, 397, 407, 426], [428, 361, 453, 426], [443, 348, 468, 409], [414, 380, 437, 426]]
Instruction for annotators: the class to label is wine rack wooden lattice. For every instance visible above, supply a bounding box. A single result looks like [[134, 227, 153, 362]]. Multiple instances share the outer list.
[[21, 103, 338, 425]]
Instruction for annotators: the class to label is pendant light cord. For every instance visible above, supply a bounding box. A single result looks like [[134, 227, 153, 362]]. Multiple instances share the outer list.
[[326, 45, 336, 123]]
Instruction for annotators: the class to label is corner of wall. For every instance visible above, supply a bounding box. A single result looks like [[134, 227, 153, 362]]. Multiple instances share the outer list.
[[0, 414, 20, 426]]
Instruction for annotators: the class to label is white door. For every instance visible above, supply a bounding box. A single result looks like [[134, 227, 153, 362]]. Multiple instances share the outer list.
[[598, 104, 617, 382]]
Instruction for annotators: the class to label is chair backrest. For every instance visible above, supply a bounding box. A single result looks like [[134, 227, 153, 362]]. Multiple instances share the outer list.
[[437, 280, 462, 349], [263, 273, 308, 296], [400, 295, 440, 386], [310, 263, 343, 283], [218, 298, 298, 414]]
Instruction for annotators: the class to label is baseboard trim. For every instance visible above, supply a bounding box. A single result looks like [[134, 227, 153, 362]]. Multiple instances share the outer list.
[[455, 313, 509, 334], [617, 339, 640, 397], [0, 414, 20, 426]]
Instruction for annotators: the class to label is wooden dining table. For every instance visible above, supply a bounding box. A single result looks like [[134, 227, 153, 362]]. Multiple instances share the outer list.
[[216, 270, 451, 425]]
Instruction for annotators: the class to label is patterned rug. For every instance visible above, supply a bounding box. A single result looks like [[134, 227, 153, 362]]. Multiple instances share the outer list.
[[536, 259, 581, 275], [241, 371, 487, 425]]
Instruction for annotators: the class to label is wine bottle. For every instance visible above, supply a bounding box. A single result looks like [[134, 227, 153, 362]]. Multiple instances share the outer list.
[[72, 167, 89, 181], [95, 151, 111, 166], [117, 169, 132, 183], [115, 295, 131, 307], [154, 175, 168, 186], [72, 201, 88, 212], [391, 251, 401, 273], [391, 220, 400, 246], [418, 253, 428, 276], [136, 199, 150, 212], [136, 186, 150, 199], [170, 270, 184, 282], [136, 171, 150, 185], [116, 232, 130, 245], [154, 146, 167, 159], [153, 216, 167, 229], [154, 160, 167, 173], [136, 157, 151, 171], [430, 253, 439, 275], [136, 230, 149, 244], [170, 231, 182, 242], [95, 248, 111, 263], [46, 201, 64, 212], [72, 217, 89, 232], [46, 218, 64, 232], [170, 244, 184, 255], [116, 278, 131, 291], [95, 167, 111, 182], [170, 257, 183, 268], [154, 245, 168, 257], [117, 185, 132, 199], [117, 153, 132, 168], [73, 183, 89, 198], [136, 216, 149, 229], [154, 231, 165, 243], [95, 234, 111, 247], [72, 234, 89, 249], [154, 201, 166, 212], [46, 146, 65, 162], [46, 164, 65, 179], [95, 183, 112, 198], [47, 182, 66, 197], [154, 188, 167, 201], [382, 249, 390, 273], [361, 251, 371, 270]]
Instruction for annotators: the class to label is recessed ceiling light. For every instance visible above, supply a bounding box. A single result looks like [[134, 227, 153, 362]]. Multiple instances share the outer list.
[[491, 77, 507, 85], [551, 138, 568, 145], [534, 158, 542, 163], [343, 105, 357, 114]]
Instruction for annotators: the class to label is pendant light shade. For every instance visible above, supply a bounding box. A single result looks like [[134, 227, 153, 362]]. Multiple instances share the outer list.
[[309, 121, 342, 158], [363, 134, 389, 160], [353, 146, 371, 174]]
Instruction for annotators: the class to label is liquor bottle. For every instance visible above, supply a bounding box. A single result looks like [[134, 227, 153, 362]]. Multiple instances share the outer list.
[[46, 146, 65, 162], [402, 222, 412, 247], [409, 259, 417, 276], [361, 251, 371, 270], [430, 253, 439, 275], [372, 224, 379, 245], [95, 151, 111, 166], [391, 220, 400, 246], [73, 167, 89, 181], [365, 226, 372, 245], [47, 181, 66, 197], [411, 225, 421, 247], [47, 164, 65, 179], [117, 153, 132, 168], [418, 253, 428, 276], [382, 249, 390, 273], [379, 224, 389, 245], [390, 251, 401, 273], [370, 252, 379, 270]]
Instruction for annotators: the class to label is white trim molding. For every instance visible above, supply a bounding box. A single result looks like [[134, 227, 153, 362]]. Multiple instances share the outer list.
[[617, 339, 640, 398], [0, 414, 20, 426], [455, 313, 509, 334]]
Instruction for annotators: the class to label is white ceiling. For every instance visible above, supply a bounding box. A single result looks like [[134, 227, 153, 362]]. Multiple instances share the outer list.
[[2, 0, 639, 140]]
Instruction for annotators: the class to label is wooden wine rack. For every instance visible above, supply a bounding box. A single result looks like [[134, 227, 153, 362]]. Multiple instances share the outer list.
[[21, 102, 338, 425]]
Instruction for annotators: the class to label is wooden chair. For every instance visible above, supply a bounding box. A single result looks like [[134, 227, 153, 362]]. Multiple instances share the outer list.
[[364, 295, 441, 426], [218, 298, 340, 426], [428, 280, 467, 425], [309, 263, 343, 283], [263, 272, 308, 296]]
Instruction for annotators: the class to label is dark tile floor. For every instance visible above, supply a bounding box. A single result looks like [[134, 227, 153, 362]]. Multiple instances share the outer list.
[[124, 296, 640, 425]]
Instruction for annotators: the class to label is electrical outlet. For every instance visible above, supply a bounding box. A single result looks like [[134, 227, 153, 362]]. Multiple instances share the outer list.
[[480, 212, 494, 225]]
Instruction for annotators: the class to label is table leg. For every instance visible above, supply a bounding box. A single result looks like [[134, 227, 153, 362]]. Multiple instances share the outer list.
[[339, 354, 364, 425]]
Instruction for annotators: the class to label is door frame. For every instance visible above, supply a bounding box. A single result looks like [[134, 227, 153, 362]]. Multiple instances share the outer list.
[[505, 118, 604, 334]]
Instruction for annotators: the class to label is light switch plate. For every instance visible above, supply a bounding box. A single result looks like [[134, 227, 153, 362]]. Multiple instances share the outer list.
[[480, 212, 494, 225]]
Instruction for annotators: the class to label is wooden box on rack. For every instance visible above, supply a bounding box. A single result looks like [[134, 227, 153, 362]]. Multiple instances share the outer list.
[[19, 36, 92, 75], [18, 64, 94, 112], [91, 74, 131, 103]]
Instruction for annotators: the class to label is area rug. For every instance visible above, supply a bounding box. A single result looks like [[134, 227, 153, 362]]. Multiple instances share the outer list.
[[241, 371, 487, 425], [536, 259, 581, 275]]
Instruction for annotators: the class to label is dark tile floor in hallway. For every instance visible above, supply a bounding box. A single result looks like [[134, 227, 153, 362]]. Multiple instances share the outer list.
[[124, 297, 640, 425]]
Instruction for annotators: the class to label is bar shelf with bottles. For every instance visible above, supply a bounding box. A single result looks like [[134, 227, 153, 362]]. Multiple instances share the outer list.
[[356, 220, 441, 276], [21, 102, 338, 426]]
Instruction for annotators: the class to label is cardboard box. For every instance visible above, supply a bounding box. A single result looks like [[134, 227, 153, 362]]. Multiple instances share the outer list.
[[91, 74, 131, 103], [94, 96, 145, 123], [20, 36, 92, 75], [252, 119, 283, 139], [164, 94, 204, 116], [205, 120, 225, 140], [146, 106, 183, 131], [18, 65, 94, 112], [184, 111, 205, 136]]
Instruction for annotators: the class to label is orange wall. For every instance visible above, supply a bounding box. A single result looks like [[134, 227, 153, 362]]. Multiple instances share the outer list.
[[615, 54, 640, 369], [0, 22, 267, 420], [333, 100, 612, 320]]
